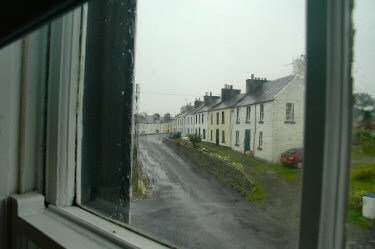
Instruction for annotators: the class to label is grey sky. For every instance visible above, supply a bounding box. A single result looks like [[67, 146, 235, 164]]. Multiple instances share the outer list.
[[134, 0, 374, 116]]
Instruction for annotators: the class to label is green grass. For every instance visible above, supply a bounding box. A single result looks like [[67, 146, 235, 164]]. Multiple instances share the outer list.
[[347, 163, 375, 228], [201, 143, 300, 181], [245, 173, 266, 202]]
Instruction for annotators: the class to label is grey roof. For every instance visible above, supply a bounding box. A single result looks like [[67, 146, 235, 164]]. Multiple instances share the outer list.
[[236, 75, 295, 107], [185, 102, 205, 115], [210, 93, 247, 111], [197, 97, 222, 113]]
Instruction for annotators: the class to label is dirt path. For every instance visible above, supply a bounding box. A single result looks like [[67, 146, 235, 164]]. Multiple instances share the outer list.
[[202, 143, 302, 230]]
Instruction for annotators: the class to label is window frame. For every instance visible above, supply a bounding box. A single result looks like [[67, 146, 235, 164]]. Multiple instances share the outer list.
[[257, 131, 263, 150], [259, 104, 264, 123], [246, 106, 251, 123], [235, 131, 239, 146], [285, 102, 295, 123], [221, 111, 225, 124], [236, 107, 240, 123], [221, 130, 225, 143], [4, 0, 354, 248]]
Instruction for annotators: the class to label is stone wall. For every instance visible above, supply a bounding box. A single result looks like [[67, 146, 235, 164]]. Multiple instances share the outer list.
[[163, 138, 256, 197]]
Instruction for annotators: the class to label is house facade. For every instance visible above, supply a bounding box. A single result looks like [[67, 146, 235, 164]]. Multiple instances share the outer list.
[[231, 58, 305, 164], [207, 85, 245, 147], [195, 94, 220, 142]]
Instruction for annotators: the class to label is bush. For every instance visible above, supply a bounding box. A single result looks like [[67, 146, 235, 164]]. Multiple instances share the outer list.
[[187, 134, 201, 148]]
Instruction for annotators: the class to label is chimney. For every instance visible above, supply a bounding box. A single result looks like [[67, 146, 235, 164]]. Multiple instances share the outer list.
[[194, 99, 203, 107], [204, 95, 220, 105], [221, 86, 241, 102], [210, 91, 212, 96], [246, 74, 269, 94]]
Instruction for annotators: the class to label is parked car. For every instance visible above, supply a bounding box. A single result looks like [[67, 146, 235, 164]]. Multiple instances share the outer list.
[[168, 132, 181, 139], [280, 148, 303, 168]]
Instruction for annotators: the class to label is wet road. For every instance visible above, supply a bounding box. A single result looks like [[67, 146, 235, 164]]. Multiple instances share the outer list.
[[131, 134, 296, 249]]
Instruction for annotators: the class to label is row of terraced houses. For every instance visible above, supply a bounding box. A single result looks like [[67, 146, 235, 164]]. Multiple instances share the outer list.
[[141, 57, 305, 165]]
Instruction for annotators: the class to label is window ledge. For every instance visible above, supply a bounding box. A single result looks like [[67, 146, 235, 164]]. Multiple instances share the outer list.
[[10, 192, 169, 249], [284, 121, 296, 124], [257, 147, 262, 151], [235, 144, 239, 147], [258, 121, 264, 124], [245, 121, 250, 124], [236, 122, 240, 124]]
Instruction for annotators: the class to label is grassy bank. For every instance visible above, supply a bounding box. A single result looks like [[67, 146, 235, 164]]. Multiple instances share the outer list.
[[348, 162, 375, 228]]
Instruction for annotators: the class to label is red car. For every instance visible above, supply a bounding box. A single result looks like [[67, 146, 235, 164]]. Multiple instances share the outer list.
[[280, 148, 303, 168]]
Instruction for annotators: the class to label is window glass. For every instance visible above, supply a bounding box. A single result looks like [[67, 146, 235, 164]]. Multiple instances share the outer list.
[[85, 0, 307, 248], [346, 0, 375, 247]]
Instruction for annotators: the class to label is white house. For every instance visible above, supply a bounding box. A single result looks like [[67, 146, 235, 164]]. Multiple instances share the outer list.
[[184, 100, 204, 136], [231, 57, 305, 164], [195, 94, 220, 142]]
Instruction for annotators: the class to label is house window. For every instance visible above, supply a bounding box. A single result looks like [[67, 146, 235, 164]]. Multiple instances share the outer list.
[[195, 128, 197, 134], [235, 131, 239, 146], [211, 113, 213, 124], [216, 112, 219, 124], [199, 114, 201, 124], [202, 113, 204, 123], [286, 103, 295, 123], [246, 106, 251, 123], [199, 127, 201, 136], [195, 114, 197, 124], [210, 130, 212, 141], [258, 131, 263, 150], [259, 104, 264, 123], [222, 130, 225, 143], [222, 111, 225, 124], [203, 129, 206, 139], [236, 107, 240, 123]]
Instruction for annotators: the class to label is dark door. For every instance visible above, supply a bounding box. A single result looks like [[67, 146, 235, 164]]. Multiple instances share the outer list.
[[216, 129, 219, 145], [244, 129, 251, 152]]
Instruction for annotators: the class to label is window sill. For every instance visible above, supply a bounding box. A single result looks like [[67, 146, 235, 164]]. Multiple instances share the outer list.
[[257, 147, 262, 151], [258, 121, 264, 124], [245, 121, 250, 124], [235, 144, 239, 147], [10, 192, 169, 249], [236, 122, 240, 124], [284, 121, 296, 124]]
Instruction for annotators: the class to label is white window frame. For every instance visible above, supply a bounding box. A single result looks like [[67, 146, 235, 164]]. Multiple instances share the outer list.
[[286, 102, 295, 121], [5, 0, 354, 248], [236, 107, 240, 123], [258, 131, 263, 150], [235, 131, 239, 146], [259, 104, 264, 123], [246, 106, 251, 123]]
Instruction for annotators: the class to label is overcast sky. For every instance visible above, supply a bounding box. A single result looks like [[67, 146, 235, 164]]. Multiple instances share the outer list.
[[134, 0, 374, 116]]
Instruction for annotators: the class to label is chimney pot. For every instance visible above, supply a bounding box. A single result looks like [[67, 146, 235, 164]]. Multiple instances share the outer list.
[[210, 91, 212, 96], [251, 74, 254, 79]]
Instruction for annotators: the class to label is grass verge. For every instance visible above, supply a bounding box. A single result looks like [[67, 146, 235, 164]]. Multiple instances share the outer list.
[[347, 163, 375, 228], [201, 143, 301, 181]]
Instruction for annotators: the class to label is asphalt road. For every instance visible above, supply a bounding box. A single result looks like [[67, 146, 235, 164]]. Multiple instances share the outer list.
[[130, 134, 297, 249]]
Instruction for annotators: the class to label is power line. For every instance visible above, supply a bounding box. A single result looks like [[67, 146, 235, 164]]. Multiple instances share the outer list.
[[141, 91, 201, 97]]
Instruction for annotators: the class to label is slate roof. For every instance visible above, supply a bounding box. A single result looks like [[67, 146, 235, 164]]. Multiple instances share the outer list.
[[185, 102, 205, 115], [235, 75, 295, 107], [210, 93, 247, 111], [197, 97, 222, 113]]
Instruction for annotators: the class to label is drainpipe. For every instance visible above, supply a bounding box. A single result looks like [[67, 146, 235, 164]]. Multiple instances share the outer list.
[[253, 104, 257, 158]]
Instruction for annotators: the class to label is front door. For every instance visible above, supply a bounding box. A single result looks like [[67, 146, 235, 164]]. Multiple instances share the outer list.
[[216, 129, 219, 145], [244, 129, 251, 152]]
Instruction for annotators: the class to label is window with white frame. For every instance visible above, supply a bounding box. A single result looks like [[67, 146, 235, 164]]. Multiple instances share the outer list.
[[258, 131, 263, 150], [236, 107, 240, 123], [259, 104, 264, 123], [235, 131, 239, 146], [246, 106, 251, 123], [286, 103, 294, 122], [1, 0, 362, 249]]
